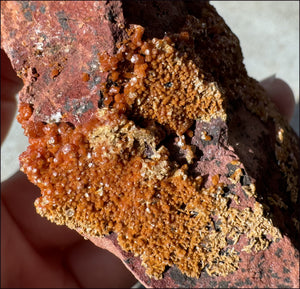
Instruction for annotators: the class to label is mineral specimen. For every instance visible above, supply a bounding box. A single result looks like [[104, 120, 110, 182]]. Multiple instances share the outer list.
[[1, 1, 299, 288]]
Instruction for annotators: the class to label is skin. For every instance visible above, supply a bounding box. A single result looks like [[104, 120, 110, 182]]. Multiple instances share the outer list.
[[1, 48, 296, 288]]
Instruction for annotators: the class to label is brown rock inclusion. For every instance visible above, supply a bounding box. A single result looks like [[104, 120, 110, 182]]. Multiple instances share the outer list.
[[1, 1, 299, 287]]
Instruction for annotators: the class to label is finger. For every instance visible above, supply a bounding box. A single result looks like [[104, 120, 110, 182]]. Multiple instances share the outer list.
[[1, 201, 79, 288], [0, 96, 16, 144], [260, 76, 295, 122], [1, 49, 23, 143], [1, 49, 23, 86], [65, 240, 137, 288], [1, 171, 82, 250]]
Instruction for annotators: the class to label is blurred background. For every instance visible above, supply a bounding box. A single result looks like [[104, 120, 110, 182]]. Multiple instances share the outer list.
[[1, 1, 299, 182], [212, 1, 299, 132]]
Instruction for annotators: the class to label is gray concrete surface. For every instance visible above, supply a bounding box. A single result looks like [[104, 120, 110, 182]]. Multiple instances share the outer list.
[[1, 1, 299, 182]]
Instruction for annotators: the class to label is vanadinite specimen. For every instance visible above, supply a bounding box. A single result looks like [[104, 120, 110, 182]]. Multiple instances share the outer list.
[[1, 1, 299, 288]]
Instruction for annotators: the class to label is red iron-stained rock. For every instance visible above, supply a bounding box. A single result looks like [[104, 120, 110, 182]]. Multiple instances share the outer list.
[[1, 1, 299, 288], [1, 1, 127, 125], [87, 233, 299, 288]]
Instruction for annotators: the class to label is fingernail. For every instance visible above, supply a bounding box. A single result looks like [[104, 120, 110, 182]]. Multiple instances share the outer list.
[[260, 74, 276, 85]]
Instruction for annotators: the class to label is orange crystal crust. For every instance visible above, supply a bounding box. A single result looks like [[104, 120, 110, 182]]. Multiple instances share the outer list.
[[18, 25, 283, 279], [98, 25, 225, 135]]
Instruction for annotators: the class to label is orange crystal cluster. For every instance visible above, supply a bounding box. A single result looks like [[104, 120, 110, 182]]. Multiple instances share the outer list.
[[98, 26, 225, 135], [18, 25, 281, 279]]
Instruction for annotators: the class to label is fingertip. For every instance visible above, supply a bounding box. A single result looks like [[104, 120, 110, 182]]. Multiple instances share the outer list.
[[1, 49, 23, 143], [260, 77, 295, 122], [1, 49, 23, 87]]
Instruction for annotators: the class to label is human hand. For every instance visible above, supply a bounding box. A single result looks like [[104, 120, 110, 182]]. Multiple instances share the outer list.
[[1, 48, 296, 288]]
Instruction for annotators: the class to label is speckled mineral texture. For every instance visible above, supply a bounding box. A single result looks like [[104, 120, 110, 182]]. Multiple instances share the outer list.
[[1, 1, 299, 288]]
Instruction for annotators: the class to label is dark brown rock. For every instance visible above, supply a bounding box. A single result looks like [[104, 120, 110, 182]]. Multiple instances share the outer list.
[[1, 1, 299, 288]]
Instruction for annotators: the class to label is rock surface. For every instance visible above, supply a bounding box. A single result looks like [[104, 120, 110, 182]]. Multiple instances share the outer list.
[[1, 1, 299, 288], [88, 233, 299, 288]]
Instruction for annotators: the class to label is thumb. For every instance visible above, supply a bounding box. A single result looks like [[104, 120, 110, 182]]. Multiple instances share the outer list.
[[260, 75, 295, 122]]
